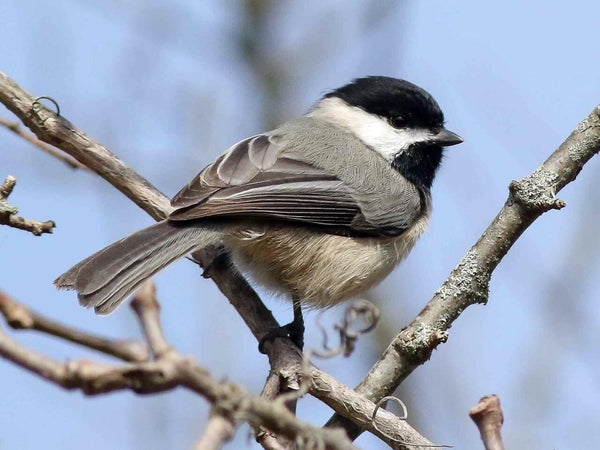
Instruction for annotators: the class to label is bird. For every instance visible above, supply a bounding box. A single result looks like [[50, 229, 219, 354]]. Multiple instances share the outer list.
[[55, 76, 463, 351]]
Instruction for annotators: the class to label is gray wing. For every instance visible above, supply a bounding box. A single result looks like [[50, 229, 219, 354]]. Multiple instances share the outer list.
[[169, 129, 420, 236]]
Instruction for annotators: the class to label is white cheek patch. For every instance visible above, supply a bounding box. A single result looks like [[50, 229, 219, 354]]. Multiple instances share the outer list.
[[308, 97, 432, 161]]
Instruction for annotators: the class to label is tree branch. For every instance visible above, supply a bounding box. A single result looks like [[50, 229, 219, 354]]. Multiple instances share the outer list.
[[203, 252, 436, 448], [0, 72, 172, 221], [129, 281, 173, 359], [194, 410, 236, 450], [0, 289, 148, 362], [0, 285, 357, 450], [0, 116, 87, 170], [469, 395, 505, 450], [0, 175, 55, 236], [325, 106, 600, 437]]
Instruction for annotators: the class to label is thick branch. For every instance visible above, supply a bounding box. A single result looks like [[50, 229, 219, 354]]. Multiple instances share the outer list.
[[325, 107, 600, 437]]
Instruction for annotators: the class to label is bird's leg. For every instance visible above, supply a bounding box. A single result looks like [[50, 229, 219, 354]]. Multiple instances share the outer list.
[[258, 298, 304, 353]]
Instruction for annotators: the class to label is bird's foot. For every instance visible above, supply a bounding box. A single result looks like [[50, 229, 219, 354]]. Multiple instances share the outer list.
[[258, 320, 304, 354]]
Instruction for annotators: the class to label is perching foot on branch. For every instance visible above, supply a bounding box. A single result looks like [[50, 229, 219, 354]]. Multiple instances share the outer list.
[[259, 299, 305, 354]]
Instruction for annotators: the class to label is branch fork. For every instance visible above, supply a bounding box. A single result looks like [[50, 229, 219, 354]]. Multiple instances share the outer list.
[[0, 175, 55, 236]]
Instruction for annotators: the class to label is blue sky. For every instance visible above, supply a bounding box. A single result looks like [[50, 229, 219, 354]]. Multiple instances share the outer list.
[[1, 1, 598, 449]]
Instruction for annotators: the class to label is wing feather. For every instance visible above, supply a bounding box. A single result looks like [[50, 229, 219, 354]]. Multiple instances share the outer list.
[[169, 123, 423, 236]]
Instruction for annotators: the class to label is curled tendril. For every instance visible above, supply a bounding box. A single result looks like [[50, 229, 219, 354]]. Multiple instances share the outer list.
[[313, 299, 381, 359], [32, 96, 61, 124], [371, 396, 453, 448]]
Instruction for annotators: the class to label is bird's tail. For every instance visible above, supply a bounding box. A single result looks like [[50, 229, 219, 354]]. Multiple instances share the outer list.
[[54, 220, 222, 314]]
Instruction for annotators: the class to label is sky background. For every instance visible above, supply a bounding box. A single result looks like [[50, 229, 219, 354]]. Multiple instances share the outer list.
[[1, 1, 599, 449]]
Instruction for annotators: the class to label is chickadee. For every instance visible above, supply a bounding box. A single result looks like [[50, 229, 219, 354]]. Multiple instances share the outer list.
[[55, 76, 462, 349]]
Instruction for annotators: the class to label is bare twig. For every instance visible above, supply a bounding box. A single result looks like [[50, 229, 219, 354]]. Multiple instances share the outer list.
[[0, 175, 55, 235], [325, 106, 600, 439], [0, 72, 172, 220], [469, 395, 505, 450], [255, 370, 295, 449], [0, 304, 356, 449], [0, 116, 87, 170], [256, 433, 289, 450], [130, 281, 172, 359], [194, 410, 236, 450], [0, 289, 148, 362]]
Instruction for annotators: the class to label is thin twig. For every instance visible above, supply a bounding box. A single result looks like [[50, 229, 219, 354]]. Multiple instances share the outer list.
[[469, 395, 505, 450], [0, 72, 172, 220], [0, 302, 357, 449], [130, 281, 172, 359], [0, 115, 88, 170], [0, 289, 148, 362], [0, 175, 55, 236], [194, 410, 236, 450]]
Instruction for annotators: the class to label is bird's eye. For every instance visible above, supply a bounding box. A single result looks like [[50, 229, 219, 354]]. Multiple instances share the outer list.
[[389, 115, 407, 129]]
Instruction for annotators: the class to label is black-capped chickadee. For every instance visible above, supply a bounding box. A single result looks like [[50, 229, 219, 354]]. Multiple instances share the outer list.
[[55, 76, 462, 349]]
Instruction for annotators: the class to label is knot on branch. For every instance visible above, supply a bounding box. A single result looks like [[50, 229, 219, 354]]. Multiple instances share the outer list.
[[121, 365, 170, 393], [278, 365, 303, 391], [509, 168, 566, 212], [435, 249, 490, 307], [63, 359, 178, 395], [64, 359, 115, 392], [394, 322, 448, 363], [0, 297, 33, 329]]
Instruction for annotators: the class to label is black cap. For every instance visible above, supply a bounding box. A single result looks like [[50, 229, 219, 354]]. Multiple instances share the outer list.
[[325, 76, 445, 129]]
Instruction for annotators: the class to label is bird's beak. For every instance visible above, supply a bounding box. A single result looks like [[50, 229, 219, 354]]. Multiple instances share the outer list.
[[432, 128, 463, 147]]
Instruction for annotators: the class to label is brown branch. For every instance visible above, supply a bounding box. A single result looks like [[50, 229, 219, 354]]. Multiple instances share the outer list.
[[0, 175, 55, 236], [469, 395, 505, 450], [203, 253, 436, 448], [0, 290, 357, 450], [0, 115, 88, 170], [0, 71, 441, 449], [0, 72, 172, 221], [0, 289, 148, 362], [129, 281, 172, 359], [194, 411, 236, 450], [256, 433, 289, 450], [325, 107, 600, 438]]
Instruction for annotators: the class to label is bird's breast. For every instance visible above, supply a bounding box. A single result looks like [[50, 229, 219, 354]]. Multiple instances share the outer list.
[[225, 214, 429, 309]]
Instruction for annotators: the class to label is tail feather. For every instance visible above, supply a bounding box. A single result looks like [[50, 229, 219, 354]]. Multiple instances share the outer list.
[[55, 220, 222, 314]]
